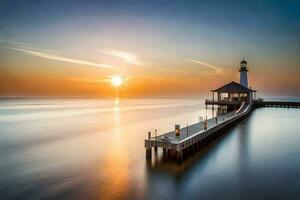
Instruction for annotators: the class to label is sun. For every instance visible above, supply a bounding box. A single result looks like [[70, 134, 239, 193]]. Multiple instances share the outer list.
[[111, 75, 123, 87]]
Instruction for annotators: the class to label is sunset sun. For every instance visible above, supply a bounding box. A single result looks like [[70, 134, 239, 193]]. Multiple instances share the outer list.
[[111, 75, 123, 87]]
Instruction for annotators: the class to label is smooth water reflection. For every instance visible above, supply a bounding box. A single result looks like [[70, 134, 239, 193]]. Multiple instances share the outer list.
[[147, 107, 300, 200], [0, 98, 300, 200]]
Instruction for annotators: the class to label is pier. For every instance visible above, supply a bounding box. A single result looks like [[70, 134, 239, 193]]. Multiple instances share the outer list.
[[145, 58, 300, 163], [145, 100, 300, 163], [254, 101, 300, 108], [145, 102, 252, 162]]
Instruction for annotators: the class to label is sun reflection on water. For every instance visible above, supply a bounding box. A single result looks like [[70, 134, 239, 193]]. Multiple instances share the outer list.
[[96, 98, 132, 200]]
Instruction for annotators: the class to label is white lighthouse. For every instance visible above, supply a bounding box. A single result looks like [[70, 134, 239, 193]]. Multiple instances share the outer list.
[[239, 58, 248, 88]]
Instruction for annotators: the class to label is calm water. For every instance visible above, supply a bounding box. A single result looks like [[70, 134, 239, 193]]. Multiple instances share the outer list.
[[0, 98, 300, 200]]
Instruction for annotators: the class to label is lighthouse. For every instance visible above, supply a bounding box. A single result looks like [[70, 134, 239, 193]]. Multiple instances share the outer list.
[[239, 58, 248, 88]]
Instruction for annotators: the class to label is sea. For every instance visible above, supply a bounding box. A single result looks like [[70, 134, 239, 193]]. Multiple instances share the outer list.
[[0, 97, 299, 200]]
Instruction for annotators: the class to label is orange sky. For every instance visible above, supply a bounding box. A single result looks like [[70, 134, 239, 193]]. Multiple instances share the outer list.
[[1, 59, 299, 97]]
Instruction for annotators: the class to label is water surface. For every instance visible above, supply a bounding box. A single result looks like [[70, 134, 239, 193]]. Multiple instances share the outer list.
[[0, 98, 299, 200]]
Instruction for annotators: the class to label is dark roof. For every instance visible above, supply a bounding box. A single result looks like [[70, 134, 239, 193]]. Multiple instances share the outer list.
[[212, 81, 256, 93], [240, 59, 247, 65]]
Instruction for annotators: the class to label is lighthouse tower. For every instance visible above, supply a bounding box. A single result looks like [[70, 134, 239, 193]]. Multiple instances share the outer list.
[[239, 58, 248, 88]]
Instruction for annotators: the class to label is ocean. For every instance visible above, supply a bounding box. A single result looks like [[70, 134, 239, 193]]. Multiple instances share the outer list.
[[0, 98, 299, 200]]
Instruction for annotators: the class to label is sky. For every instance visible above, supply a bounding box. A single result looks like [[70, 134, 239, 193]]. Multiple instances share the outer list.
[[0, 0, 299, 97]]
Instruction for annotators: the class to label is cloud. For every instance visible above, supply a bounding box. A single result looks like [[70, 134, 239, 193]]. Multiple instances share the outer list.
[[189, 59, 222, 73], [0, 39, 28, 46], [7, 47, 114, 68], [98, 49, 144, 65]]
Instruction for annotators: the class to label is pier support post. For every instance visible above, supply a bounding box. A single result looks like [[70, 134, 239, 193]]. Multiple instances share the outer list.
[[146, 131, 152, 159], [163, 148, 167, 154], [176, 151, 183, 163], [146, 148, 152, 159], [186, 124, 189, 136], [154, 129, 158, 151], [204, 120, 208, 130], [162, 148, 167, 159]]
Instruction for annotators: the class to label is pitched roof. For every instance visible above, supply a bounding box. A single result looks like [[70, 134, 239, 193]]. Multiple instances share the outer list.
[[212, 81, 256, 92]]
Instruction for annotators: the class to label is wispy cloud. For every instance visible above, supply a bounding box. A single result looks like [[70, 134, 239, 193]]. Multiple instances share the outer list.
[[98, 49, 144, 65], [0, 39, 28, 46], [188, 59, 222, 74], [8, 47, 114, 68]]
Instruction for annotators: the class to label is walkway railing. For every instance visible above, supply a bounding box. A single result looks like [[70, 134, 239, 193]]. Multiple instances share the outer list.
[[205, 99, 244, 105]]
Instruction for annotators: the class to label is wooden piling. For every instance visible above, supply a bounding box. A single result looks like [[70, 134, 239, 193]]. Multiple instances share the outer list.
[[146, 131, 152, 159], [176, 151, 183, 163], [154, 129, 158, 151]]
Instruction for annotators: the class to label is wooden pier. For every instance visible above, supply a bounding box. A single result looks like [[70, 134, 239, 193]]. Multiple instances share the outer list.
[[145, 102, 252, 162], [254, 101, 300, 108], [145, 100, 300, 163]]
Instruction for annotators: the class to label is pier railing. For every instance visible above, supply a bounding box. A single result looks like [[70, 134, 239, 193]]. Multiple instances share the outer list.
[[205, 99, 244, 105]]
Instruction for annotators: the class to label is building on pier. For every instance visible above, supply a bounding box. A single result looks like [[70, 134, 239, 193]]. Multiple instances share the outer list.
[[205, 58, 257, 112]]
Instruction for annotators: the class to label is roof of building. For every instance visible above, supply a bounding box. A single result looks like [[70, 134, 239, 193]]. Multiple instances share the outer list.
[[240, 59, 247, 65], [212, 81, 256, 93]]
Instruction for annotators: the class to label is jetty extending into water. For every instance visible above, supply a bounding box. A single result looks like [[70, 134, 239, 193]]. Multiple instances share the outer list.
[[254, 101, 300, 108], [145, 100, 300, 162], [145, 102, 252, 162], [145, 59, 300, 163]]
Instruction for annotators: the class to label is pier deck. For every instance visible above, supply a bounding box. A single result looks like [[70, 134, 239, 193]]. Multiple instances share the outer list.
[[150, 111, 235, 145], [145, 102, 252, 162], [254, 101, 300, 108]]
